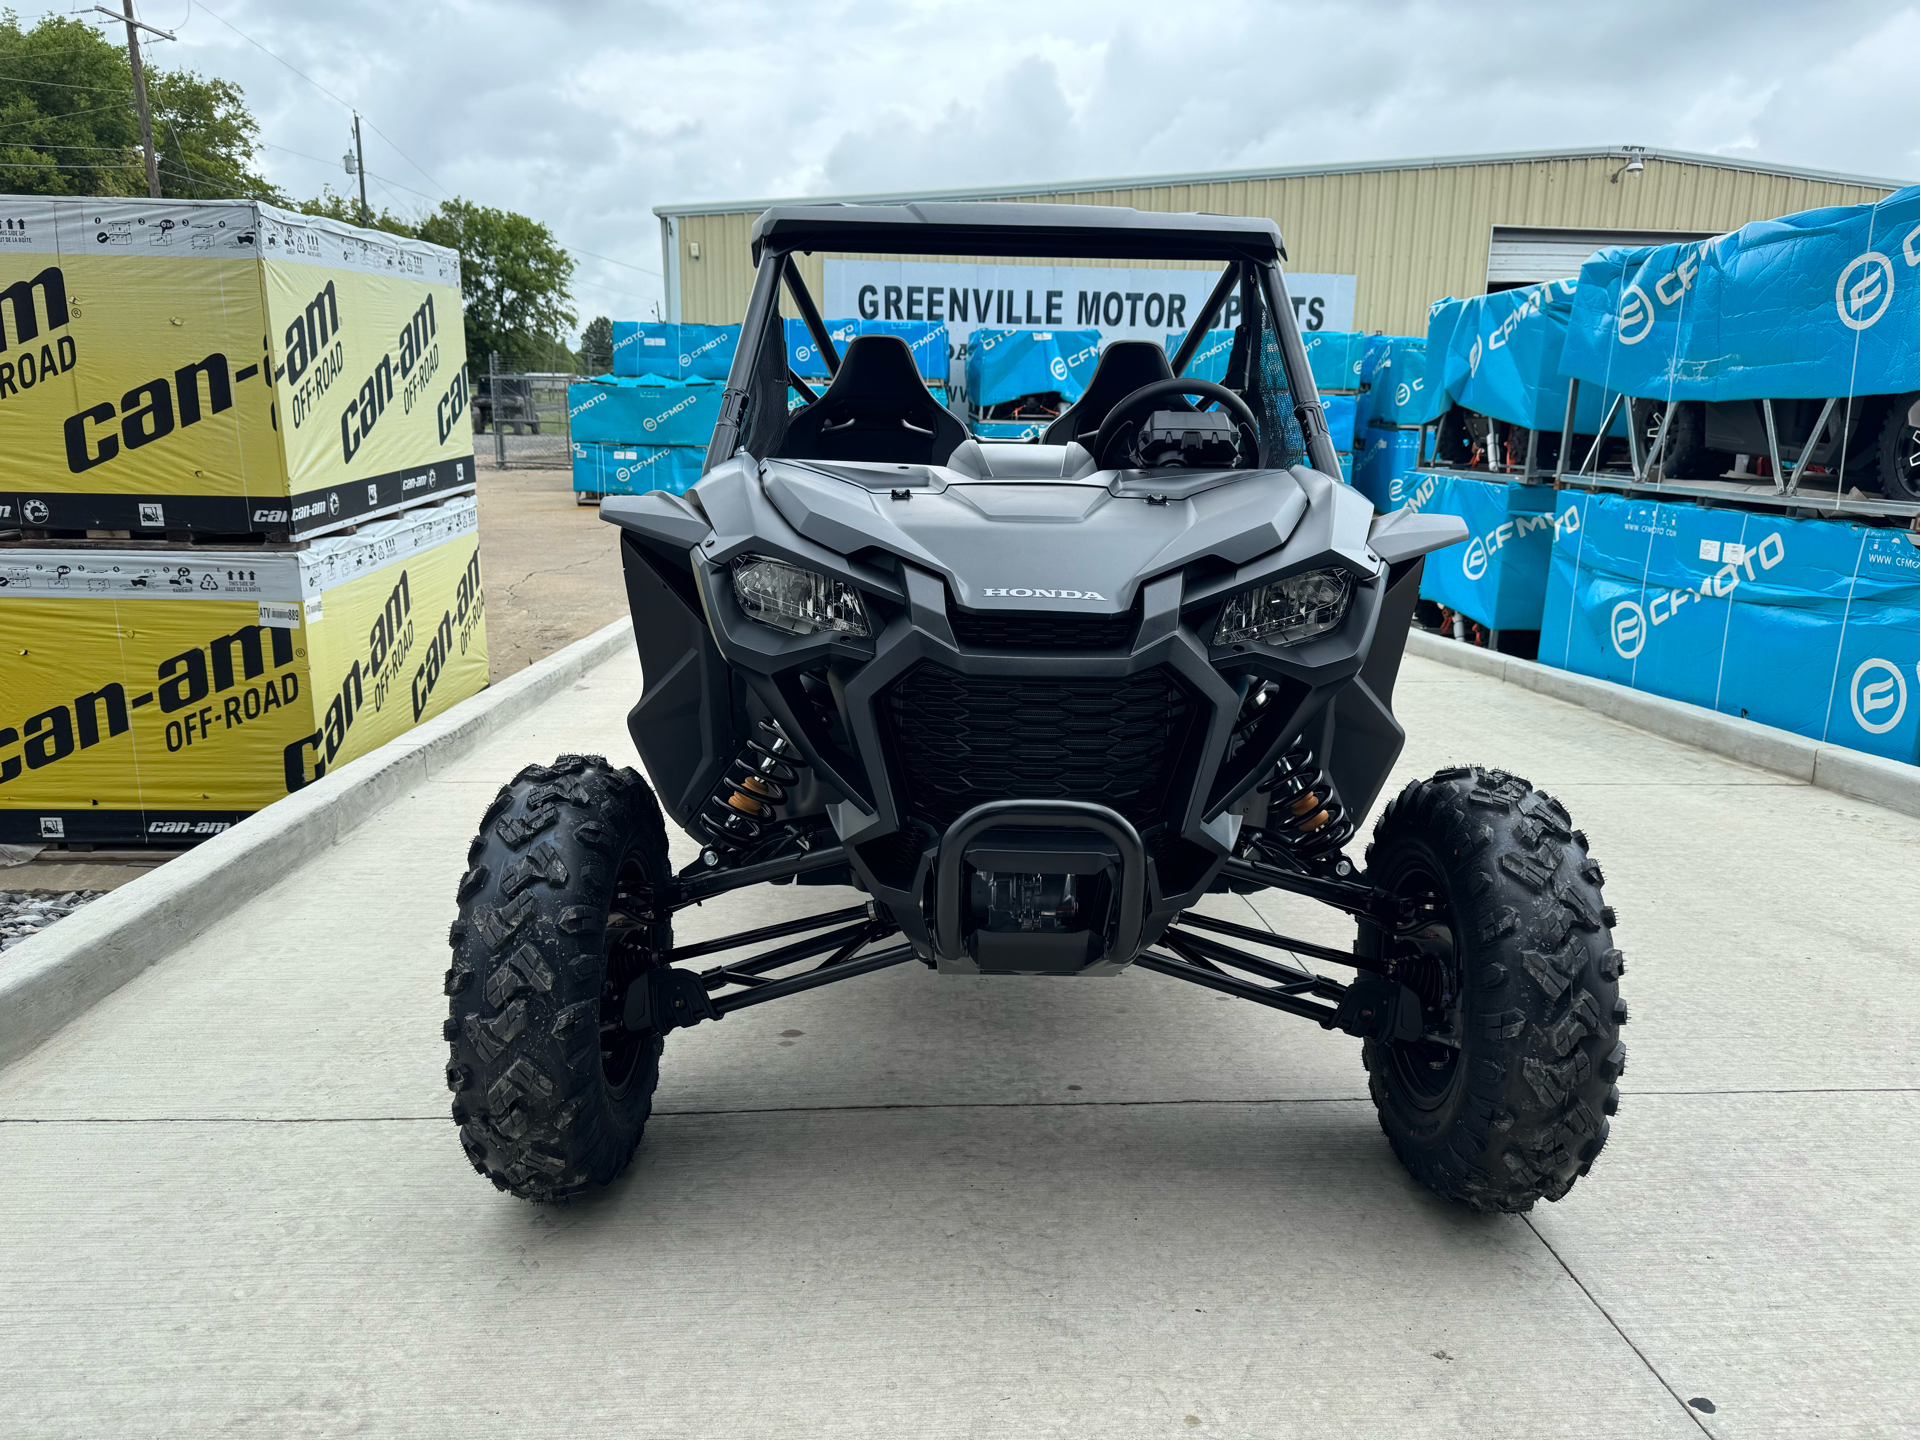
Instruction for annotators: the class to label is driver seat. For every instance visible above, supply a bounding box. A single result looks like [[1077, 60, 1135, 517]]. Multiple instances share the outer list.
[[1042, 340, 1195, 446], [777, 335, 965, 465]]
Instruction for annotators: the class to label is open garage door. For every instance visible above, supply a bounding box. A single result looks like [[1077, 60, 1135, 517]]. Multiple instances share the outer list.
[[1487, 226, 1718, 290]]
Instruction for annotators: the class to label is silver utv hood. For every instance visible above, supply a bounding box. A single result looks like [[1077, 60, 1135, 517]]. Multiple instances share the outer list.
[[748, 440, 1366, 614]]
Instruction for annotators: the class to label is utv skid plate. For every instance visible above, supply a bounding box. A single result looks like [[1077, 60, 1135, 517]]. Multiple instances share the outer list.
[[633, 842, 1433, 1048]]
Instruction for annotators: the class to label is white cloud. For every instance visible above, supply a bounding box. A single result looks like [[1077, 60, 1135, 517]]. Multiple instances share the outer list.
[[132, 0, 1916, 334]]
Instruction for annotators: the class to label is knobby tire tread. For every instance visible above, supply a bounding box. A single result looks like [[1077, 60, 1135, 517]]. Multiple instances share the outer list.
[[443, 753, 671, 1201], [1362, 766, 1627, 1213]]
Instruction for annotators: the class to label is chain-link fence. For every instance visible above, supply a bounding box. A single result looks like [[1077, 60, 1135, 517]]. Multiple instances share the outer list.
[[474, 355, 578, 470]]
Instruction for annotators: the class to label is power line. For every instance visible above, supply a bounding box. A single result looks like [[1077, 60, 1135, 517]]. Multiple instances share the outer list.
[[570, 244, 661, 278], [189, 0, 353, 112], [0, 70, 136, 90], [253, 139, 438, 202], [0, 159, 144, 169], [575, 276, 659, 303], [0, 100, 137, 132], [121, 1, 657, 310]]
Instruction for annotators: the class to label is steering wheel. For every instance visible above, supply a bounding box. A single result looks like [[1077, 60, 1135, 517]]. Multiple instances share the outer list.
[[1089, 378, 1260, 470]]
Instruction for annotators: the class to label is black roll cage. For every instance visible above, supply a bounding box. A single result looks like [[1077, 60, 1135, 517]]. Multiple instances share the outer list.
[[701, 202, 1343, 480]]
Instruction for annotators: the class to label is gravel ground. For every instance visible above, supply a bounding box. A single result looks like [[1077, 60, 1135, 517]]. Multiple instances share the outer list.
[[471, 454, 627, 681], [1, 891, 104, 952]]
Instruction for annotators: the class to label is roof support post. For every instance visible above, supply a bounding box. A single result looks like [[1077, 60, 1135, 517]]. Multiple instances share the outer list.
[[704, 249, 785, 475]]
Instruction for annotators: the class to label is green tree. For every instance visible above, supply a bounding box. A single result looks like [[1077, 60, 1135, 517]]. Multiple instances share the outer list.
[[0, 11, 278, 200], [0, 13, 144, 196], [579, 314, 613, 374], [417, 198, 577, 370], [147, 67, 281, 201], [295, 186, 422, 238]]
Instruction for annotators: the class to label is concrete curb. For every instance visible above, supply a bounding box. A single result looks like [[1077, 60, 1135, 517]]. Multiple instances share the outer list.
[[0, 617, 636, 1073], [1406, 629, 1920, 816]]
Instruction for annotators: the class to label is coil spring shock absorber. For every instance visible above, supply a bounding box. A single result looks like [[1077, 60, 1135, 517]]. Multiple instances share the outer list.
[[1255, 744, 1356, 872], [696, 719, 803, 856]]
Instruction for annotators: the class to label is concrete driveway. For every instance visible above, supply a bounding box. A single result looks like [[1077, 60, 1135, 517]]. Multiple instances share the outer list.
[[1, 649, 1914, 1438]]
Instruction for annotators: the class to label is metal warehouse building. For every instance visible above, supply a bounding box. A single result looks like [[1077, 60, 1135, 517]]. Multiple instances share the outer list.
[[655, 146, 1906, 338]]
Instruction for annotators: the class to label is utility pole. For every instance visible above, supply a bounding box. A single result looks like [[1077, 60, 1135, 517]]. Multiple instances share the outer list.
[[97, 1, 175, 198], [353, 112, 369, 225]]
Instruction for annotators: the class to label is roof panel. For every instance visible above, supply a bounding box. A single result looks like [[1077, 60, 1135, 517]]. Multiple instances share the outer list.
[[749, 201, 1286, 263], [660, 146, 1909, 218]]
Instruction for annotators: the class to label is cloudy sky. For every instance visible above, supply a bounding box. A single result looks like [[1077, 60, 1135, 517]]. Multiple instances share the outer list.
[[81, 0, 1921, 334]]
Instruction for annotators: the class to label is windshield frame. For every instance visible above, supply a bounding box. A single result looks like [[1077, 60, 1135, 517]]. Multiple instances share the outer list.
[[704, 215, 1342, 480]]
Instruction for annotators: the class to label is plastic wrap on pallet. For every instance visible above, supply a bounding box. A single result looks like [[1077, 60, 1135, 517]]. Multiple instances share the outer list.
[[966, 329, 1101, 409], [1164, 328, 1234, 383], [784, 317, 862, 379], [970, 419, 1051, 441], [1301, 331, 1366, 392], [1418, 298, 1465, 425], [567, 376, 722, 447], [784, 319, 949, 383], [1432, 281, 1627, 433], [1360, 334, 1389, 388], [1401, 472, 1557, 630], [1561, 185, 1920, 402], [0, 196, 473, 539], [675, 323, 738, 381], [1320, 392, 1361, 451], [611, 321, 678, 377], [1539, 490, 1919, 762], [1363, 337, 1432, 426], [860, 320, 950, 381], [1352, 424, 1425, 512], [571, 441, 703, 497], [0, 494, 486, 843]]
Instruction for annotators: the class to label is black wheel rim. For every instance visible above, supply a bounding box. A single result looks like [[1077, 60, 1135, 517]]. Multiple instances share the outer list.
[[1382, 856, 1465, 1111], [598, 847, 660, 1097]]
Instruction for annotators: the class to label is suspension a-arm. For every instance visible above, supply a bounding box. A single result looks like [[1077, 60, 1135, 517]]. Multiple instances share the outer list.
[[624, 900, 912, 1037], [1145, 907, 1428, 1044], [1218, 853, 1392, 921]]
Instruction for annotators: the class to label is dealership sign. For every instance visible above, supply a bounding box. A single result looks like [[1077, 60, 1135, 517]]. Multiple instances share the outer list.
[[823, 261, 1355, 355]]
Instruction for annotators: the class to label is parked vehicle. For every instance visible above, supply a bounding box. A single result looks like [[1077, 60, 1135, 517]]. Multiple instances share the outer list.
[[470, 374, 542, 435], [444, 204, 1629, 1212]]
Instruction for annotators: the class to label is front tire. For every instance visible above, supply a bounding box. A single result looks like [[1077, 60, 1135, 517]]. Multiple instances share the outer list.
[[1872, 394, 1919, 502], [443, 754, 673, 1201], [1361, 767, 1627, 1212]]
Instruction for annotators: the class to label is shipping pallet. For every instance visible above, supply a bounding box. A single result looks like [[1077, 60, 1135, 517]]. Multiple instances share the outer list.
[[1416, 456, 1917, 522], [0, 483, 481, 550]]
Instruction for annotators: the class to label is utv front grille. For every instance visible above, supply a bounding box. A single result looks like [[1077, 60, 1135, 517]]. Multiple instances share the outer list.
[[947, 604, 1140, 652], [881, 663, 1199, 833]]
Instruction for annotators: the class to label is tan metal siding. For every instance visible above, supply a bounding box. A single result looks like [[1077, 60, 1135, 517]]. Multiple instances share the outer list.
[[673, 156, 1893, 337]]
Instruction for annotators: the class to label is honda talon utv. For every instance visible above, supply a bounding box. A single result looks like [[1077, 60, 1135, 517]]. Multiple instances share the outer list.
[[445, 203, 1628, 1212]]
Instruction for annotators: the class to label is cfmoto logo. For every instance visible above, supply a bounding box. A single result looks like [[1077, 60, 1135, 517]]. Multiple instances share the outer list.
[[1610, 600, 1647, 659], [1836, 252, 1895, 331], [1618, 284, 1654, 345], [1050, 356, 1067, 381], [1850, 657, 1908, 735], [1461, 537, 1488, 580]]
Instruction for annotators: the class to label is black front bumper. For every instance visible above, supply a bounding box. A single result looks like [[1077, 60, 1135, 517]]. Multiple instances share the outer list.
[[686, 553, 1395, 971]]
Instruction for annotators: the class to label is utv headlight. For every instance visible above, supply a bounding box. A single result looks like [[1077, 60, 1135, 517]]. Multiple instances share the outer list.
[[1213, 568, 1352, 647], [731, 554, 871, 637]]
